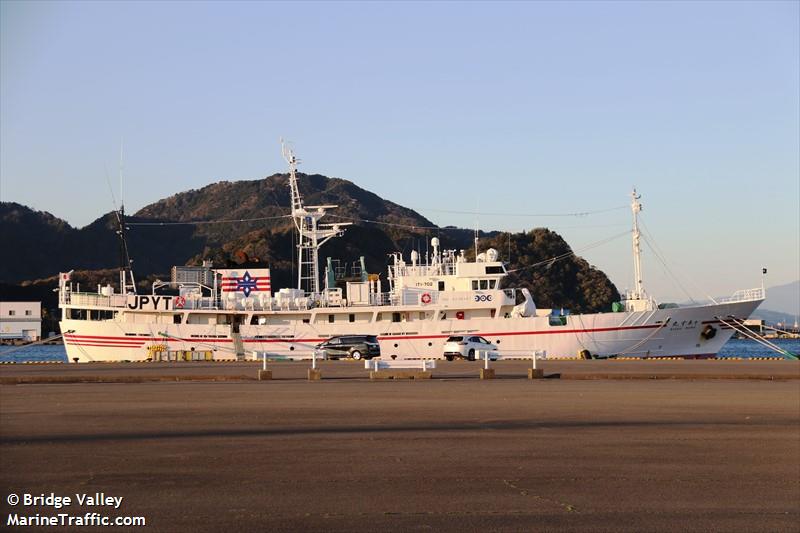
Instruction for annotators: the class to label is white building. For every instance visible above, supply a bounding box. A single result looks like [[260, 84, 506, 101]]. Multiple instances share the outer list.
[[0, 302, 41, 341]]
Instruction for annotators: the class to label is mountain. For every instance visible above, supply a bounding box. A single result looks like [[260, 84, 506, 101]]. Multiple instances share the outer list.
[[764, 280, 800, 317], [0, 202, 202, 283], [750, 308, 798, 327], [0, 203, 76, 282], [0, 173, 620, 313]]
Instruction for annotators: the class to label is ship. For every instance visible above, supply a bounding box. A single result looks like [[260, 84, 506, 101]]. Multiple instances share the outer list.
[[58, 143, 765, 363]]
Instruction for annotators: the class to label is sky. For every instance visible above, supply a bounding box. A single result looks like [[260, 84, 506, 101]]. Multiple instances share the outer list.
[[1, 0, 798, 306]]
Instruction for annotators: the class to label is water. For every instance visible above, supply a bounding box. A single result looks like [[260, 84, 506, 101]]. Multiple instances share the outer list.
[[716, 338, 799, 359], [0, 344, 68, 363], [1, 338, 797, 363]]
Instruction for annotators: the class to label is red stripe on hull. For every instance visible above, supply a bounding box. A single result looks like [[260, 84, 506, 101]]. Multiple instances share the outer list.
[[65, 334, 232, 343], [240, 323, 664, 344], [67, 342, 145, 348]]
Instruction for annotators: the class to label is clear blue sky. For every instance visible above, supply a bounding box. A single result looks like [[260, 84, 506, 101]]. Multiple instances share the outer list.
[[2, 0, 798, 305]]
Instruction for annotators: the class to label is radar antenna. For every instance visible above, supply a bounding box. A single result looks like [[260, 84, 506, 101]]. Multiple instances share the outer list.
[[281, 139, 350, 296]]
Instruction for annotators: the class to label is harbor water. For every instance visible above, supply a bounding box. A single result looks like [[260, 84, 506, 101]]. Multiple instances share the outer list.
[[1, 338, 798, 363]]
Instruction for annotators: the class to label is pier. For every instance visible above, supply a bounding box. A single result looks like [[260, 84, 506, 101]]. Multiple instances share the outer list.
[[1, 360, 798, 532]]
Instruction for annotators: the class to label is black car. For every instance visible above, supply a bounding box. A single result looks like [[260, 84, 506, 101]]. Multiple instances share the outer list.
[[315, 335, 381, 360]]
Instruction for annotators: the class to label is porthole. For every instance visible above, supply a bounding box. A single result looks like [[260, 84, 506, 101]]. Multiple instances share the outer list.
[[428, 342, 432, 347], [394, 343, 398, 348], [496, 340, 501, 344], [289, 346, 295, 351]]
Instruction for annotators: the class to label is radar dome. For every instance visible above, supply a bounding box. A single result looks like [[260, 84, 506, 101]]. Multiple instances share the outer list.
[[486, 248, 499, 262], [431, 237, 440, 247]]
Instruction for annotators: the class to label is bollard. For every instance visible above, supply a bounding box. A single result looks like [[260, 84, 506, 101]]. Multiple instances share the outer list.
[[258, 353, 272, 380], [478, 351, 494, 379], [529, 351, 544, 379], [528, 368, 544, 379]]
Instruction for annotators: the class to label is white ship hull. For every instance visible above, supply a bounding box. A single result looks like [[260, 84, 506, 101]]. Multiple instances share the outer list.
[[60, 298, 761, 363]]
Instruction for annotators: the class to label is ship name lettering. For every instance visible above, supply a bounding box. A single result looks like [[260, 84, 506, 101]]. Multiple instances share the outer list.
[[127, 295, 172, 310]]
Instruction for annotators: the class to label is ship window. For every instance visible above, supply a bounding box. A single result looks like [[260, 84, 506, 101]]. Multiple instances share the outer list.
[[438, 281, 445, 291], [302, 318, 310, 324], [90, 310, 115, 321], [8, 310, 15, 316], [174, 314, 182, 324], [328, 314, 334, 323], [485, 266, 504, 274], [392, 312, 401, 323], [376, 313, 383, 322], [488, 280, 497, 289], [479, 280, 488, 290], [25, 310, 32, 316], [349, 314, 355, 323], [419, 312, 425, 320], [440, 311, 447, 320], [472, 280, 479, 290]]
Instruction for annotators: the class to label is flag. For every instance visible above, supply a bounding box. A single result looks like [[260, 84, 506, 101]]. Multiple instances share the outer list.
[[218, 269, 271, 297]]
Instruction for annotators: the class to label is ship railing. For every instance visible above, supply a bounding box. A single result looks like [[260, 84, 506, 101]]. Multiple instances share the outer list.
[[719, 287, 765, 303], [216, 296, 315, 312], [368, 292, 394, 306], [66, 292, 129, 308], [179, 297, 219, 310], [389, 263, 456, 279]]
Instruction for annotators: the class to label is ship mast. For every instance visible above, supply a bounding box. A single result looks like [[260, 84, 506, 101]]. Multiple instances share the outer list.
[[116, 141, 136, 294], [630, 188, 644, 300], [281, 139, 349, 296]]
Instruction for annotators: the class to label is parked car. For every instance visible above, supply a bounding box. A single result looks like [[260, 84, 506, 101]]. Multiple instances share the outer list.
[[442, 335, 498, 361], [315, 335, 381, 360]]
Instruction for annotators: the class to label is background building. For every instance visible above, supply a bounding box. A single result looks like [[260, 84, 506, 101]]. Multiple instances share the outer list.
[[0, 302, 41, 341]]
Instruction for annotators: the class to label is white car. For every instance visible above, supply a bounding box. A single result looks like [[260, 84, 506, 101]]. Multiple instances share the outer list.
[[442, 335, 498, 361]]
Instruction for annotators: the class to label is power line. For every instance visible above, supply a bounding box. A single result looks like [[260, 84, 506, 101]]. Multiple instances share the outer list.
[[506, 230, 631, 274], [416, 205, 628, 218], [127, 214, 292, 226]]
